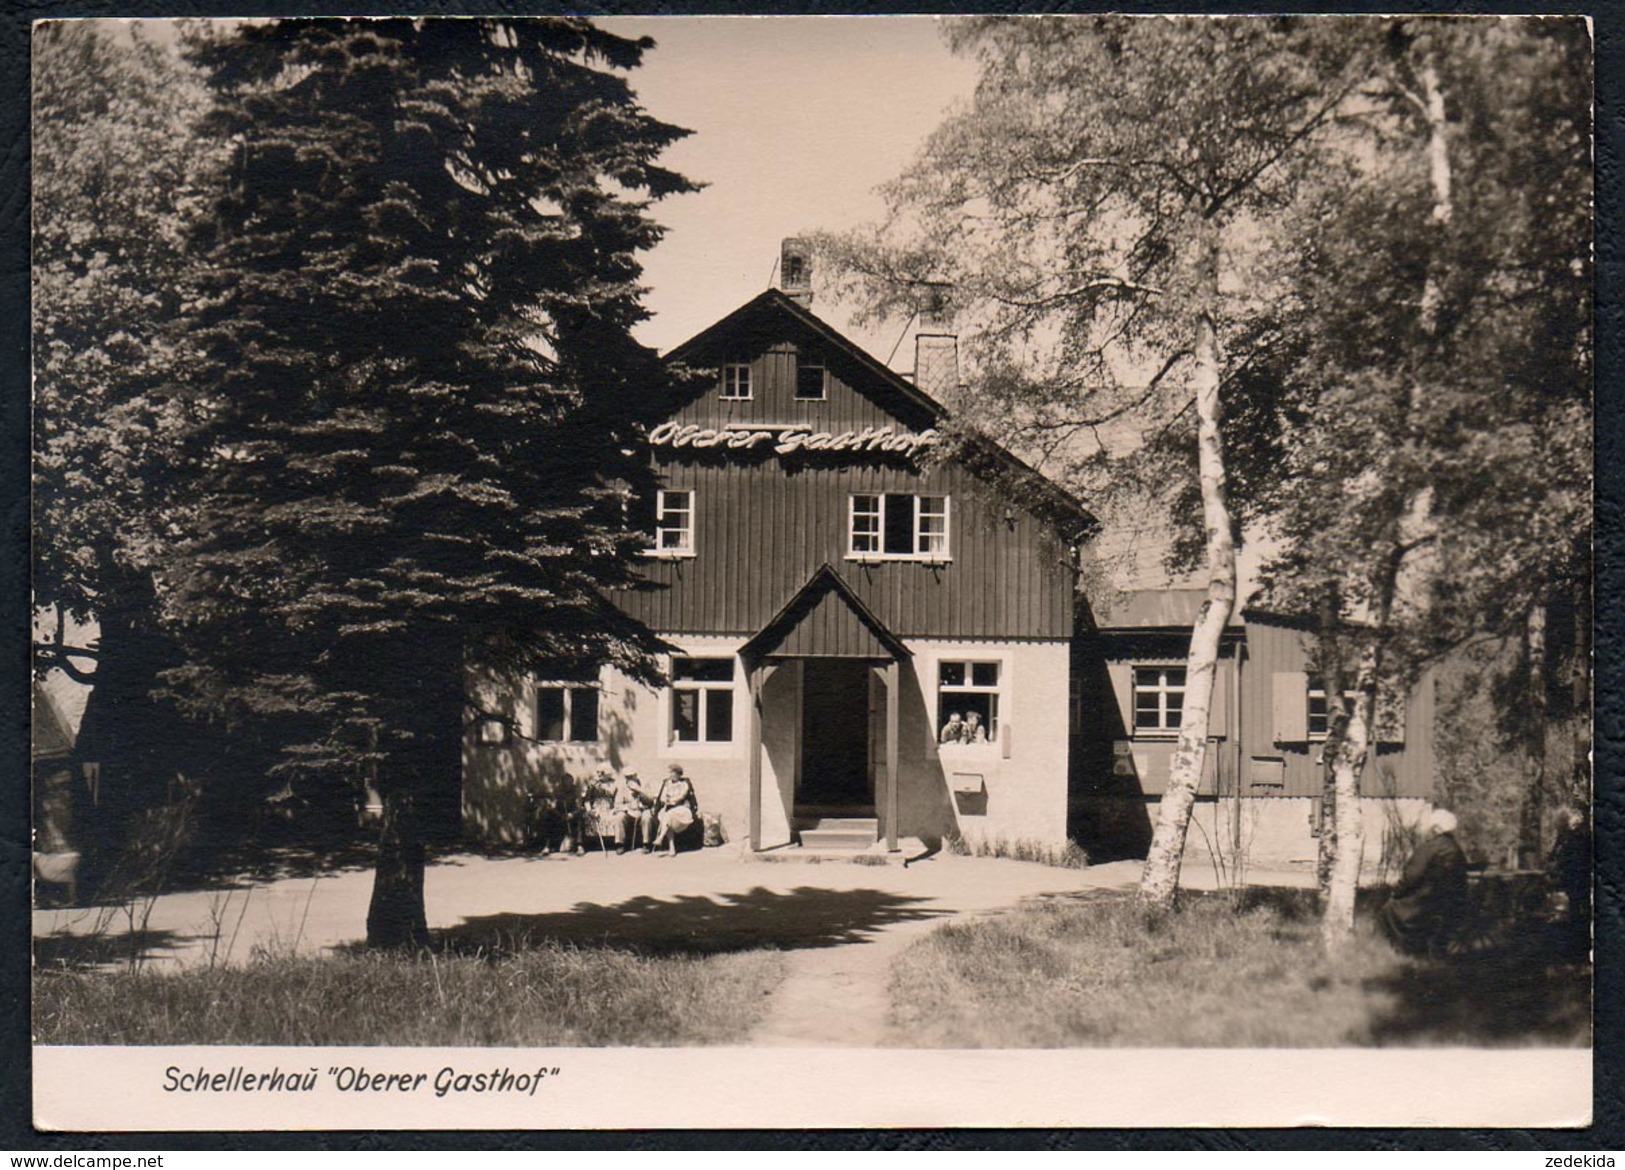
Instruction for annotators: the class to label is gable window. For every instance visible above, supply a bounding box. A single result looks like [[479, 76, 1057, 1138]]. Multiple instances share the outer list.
[[652, 489, 694, 556], [1133, 666, 1185, 735], [720, 363, 752, 400], [536, 685, 600, 743], [795, 359, 827, 401], [938, 660, 1000, 746], [672, 656, 734, 743], [848, 494, 950, 561]]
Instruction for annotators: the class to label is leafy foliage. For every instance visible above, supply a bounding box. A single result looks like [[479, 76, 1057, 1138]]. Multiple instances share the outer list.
[[812, 16, 1363, 570], [1253, 18, 1591, 676], [32, 22, 222, 634]]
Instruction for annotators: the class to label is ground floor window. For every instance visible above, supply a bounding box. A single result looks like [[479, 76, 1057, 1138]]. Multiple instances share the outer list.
[[672, 656, 734, 743], [536, 684, 600, 743], [938, 659, 999, 745], [1133, 666, 1185, 734]]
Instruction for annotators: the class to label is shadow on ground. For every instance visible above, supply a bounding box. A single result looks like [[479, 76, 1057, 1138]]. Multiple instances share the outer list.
[[438, 885, 949, 958], [1364, 923, 1592, 1047], [33, 927, 186, 971]]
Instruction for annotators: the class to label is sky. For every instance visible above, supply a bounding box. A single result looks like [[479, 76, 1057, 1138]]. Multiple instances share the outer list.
[[598, 17, 980, 361]]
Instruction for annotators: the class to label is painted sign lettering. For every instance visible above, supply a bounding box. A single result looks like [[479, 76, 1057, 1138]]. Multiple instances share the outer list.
[[649, 421, 939, 459]]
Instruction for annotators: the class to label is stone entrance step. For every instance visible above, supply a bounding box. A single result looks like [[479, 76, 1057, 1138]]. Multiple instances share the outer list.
[[798, 818, 879, 850]]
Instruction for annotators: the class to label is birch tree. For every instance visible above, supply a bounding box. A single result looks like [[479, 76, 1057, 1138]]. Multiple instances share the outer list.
[[815, 16, 1361, 912]]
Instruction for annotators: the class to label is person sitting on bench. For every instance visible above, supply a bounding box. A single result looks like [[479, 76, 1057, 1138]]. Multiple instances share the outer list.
[[1379, 808, 1470, 957], [609, 769, 654, 855], [652, 765, 699, 858]]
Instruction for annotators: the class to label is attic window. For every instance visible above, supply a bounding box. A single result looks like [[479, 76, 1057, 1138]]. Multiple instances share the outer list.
[[796, 357, 826, 400], [720, 363, 752, 400]]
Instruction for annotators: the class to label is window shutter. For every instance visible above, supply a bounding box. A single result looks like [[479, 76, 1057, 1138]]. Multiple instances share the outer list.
[[1272, 671, 1309, 744], [1107, 662, 1134, 737], [1374, 686, 1407, 744]]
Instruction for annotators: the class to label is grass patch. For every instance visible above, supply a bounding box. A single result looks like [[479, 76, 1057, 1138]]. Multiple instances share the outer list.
[[886, 892, 1590, 1048], [35, 943, 786, 1047], [946, 834, 1089, 869]]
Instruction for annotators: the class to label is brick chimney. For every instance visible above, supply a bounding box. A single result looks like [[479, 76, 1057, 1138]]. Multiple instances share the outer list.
[[913, 282, 958, 400], [779, 238, 813, 306]]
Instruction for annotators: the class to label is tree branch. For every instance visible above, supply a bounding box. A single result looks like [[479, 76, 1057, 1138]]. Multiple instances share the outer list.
[[988, 276, 1164, 310]]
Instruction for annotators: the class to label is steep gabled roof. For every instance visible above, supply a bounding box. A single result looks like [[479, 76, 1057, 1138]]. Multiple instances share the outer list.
[[667, 288, 947, 424], [664, 289, 1098, 541], [743, 563, 911, 661]]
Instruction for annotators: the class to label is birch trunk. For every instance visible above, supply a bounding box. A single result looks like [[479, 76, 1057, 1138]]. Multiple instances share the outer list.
[[1138, 218, 1238, 914], [1320, 649, 1374, 945], [1320, 39, 1455, 945], [1315, 585, 1347, 902]]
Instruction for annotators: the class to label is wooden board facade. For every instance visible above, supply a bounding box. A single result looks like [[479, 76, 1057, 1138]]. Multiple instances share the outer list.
[[1070, 590, 1440, 866], [619, 458, 1077, 641], [1087, 595, 1436, 802]]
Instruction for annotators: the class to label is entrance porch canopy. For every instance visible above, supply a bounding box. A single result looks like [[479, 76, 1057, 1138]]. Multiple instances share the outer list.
[[741, 563, 911, 663], [738, 565, 908, 851]]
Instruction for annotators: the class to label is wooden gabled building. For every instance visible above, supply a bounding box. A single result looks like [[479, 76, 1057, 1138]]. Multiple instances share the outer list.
[[464, 245, 1096, 851]]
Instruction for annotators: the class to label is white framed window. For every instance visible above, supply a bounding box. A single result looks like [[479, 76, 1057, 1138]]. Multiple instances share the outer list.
[[671, 657, 735, 744], [937, 660, 1000, 747], [652, 488, 694, 556], [795, 358, 827, 400], [1133, 666, 1186, 735], [848, 493, 950, 561], [720, 363, 752, 400], [535, 685, 600, 743]]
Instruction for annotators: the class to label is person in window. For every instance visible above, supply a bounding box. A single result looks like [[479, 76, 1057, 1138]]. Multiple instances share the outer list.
[[963, 711, 988, 745], [1379, 808, 1470, 957], [652, 764, 699, 858], [609, 769, 654, 855], [939, 712, 966, 745]]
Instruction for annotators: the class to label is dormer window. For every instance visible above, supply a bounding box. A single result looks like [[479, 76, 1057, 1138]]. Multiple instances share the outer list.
[[721, 363, 752, 400], [796, 358, 827, 401]]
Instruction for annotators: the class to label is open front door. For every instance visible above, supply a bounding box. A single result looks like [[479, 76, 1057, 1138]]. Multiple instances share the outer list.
[[797, 658, 873, 809]]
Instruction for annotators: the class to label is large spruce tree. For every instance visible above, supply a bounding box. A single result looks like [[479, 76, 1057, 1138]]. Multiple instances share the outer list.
[[164, 19, 695, 946]]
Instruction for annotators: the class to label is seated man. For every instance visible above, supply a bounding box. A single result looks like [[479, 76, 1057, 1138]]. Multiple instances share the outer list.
[[608, 769, 654, 855], [939, 712, 966, 745], [1379, 808, 1470, 957], [528, 773, 590, 855]]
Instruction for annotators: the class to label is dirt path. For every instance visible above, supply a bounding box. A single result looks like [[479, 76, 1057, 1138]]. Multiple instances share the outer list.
[[747, 859, 1145, 1047], [747, 914, 936, 1047]]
